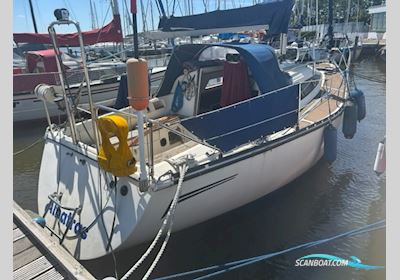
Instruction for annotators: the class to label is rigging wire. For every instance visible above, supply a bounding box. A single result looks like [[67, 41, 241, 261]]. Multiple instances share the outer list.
[[165, 0, 170, 15], [93, 1, 100, 29], [22, 3, 30, 31], [62, 0, 78, 21], [150, 0, 156, 30], [140, 0, 147, 32], [175, 1, 184, 16], [33, 0, 44, 32], [155, 0, 162, 16], [172, 0, 177, 15], [94, 3, 112, 46]]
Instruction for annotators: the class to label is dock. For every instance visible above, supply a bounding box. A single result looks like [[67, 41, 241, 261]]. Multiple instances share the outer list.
[[360, 39, 386, 57], [13, 202, 96, 280]]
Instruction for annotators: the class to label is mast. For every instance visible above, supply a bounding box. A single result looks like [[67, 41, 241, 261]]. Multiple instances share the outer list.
[[150, 0, 155, 30], [316, 0, 319, 39], [110, 0, 120, 16], [110, 0, 125, 60], [356, 0, 359, 32], [345, 0, 351, 33], [28, 0, 38, 33], [139, 0, 147, 32], [123, 0, 133, 32], [327, 0, 334, 49], [131, 0, 139, 58], [157, 0, 167, 18]]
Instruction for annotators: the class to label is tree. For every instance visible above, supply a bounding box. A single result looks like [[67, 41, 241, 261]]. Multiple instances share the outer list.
[[291, 0, 384, 26]]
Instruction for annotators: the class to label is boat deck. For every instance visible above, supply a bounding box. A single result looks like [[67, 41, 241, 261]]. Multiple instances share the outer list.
[[13, 202, 95, 280], [299, 70, 345, 129]]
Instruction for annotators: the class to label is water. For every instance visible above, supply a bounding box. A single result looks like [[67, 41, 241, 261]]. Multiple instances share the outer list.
[[13, 57, 385, 280]]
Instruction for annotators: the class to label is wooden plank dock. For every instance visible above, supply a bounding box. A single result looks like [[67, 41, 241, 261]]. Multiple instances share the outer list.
[[13, 202, 96, 280]]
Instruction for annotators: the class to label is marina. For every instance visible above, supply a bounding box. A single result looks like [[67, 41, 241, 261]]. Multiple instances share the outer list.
[[14, 55, 385, 280], [12, 0, 386, 279]]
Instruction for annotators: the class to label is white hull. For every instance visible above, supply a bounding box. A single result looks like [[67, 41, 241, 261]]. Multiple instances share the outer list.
[[36, 41, 347, 261], [37, 114, 342, 260], [13, 82, 119, 123], [13, 69, 165, 123]]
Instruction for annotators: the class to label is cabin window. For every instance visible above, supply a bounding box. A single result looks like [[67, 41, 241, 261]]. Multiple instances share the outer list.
[[197, 68, 224, 114], [168, 131, 183, 145], [198, 46, 239, 62], [205, 77, 223, 90], [285, 48, 298, 61], [152, 99, 165, 110], [301, 76, 320, 99], [160, 138, 167, 147]]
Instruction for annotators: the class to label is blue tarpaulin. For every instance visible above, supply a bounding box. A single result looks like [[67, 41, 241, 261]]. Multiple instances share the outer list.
[[229, 43, 291, 93], [158, 0, 295, 36], [157, 41, 298, 152], [157, 43, 291, 97], [218, 33, 249, 40], [181, 84, 299, 152]]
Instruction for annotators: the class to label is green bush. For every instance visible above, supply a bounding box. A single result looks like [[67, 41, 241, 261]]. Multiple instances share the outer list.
[[301, 31, 317, 40]]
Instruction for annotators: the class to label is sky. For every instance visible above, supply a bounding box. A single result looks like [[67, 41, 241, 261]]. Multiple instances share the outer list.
[[13, 0, 262, 36]]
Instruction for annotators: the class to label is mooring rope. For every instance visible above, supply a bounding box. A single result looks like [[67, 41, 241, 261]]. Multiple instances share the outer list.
[[155, 219, 385, 280], [120, 164, 188, 280], [142, 164, 189, 280], [13, 137, 44, 156]]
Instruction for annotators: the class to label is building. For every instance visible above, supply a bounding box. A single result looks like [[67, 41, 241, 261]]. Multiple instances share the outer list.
[[368, 3, 386, 33]]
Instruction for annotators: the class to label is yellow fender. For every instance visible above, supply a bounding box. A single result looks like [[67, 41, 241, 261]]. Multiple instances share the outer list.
[[97, 115, 137, 177]]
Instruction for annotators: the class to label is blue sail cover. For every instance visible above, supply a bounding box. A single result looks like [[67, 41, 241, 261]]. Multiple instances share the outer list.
[[158, 0, 295, 36], [181, 84, 299, 152]]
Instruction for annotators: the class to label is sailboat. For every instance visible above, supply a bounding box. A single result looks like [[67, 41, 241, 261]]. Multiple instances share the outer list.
[[12, 1, 166, 123], [36, 0, 364, 261], [12, 47, 165, 122]]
